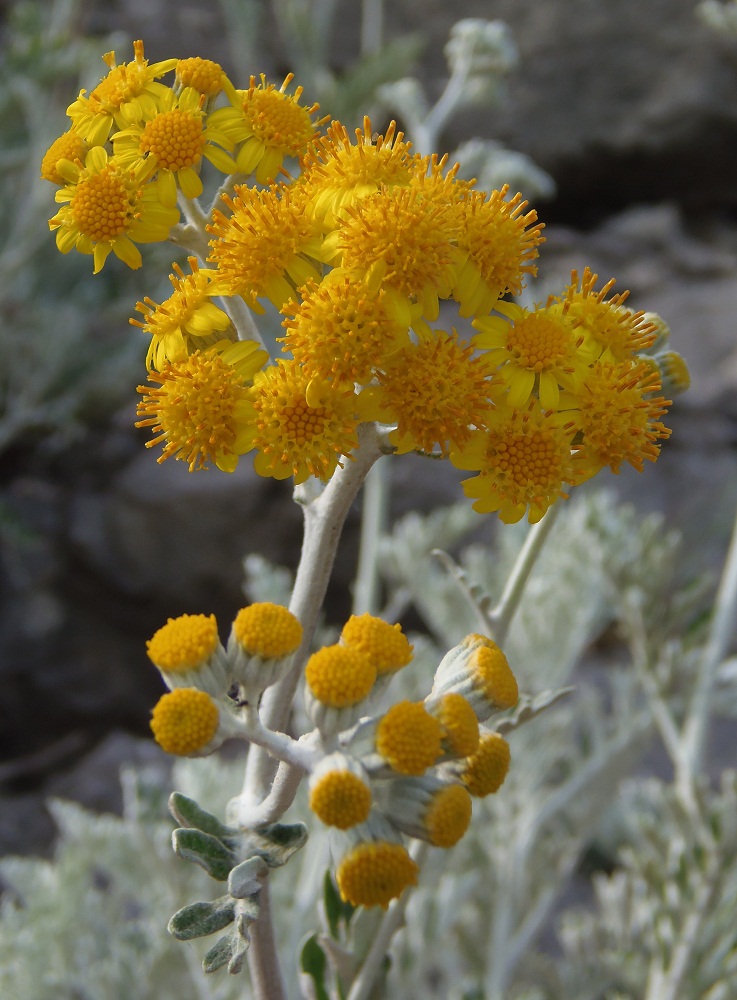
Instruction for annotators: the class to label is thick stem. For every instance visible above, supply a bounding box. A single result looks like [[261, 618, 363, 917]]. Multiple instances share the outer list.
[[241, 424, 387, 807], [246, 881, 287, 1000]]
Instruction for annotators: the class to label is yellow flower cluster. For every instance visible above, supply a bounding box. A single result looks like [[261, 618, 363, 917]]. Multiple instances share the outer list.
[[43, 42, 686, 519], [303, 618, 515, 909]]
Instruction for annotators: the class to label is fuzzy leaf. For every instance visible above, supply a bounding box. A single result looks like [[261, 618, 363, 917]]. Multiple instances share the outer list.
[[168, 792, 240, 846], [168, 896, 236, 940], [300, 933, 331, 1000], [245, 822, 309, 868], [495, 687, 575, 734], [228, 856, 268, 899], [172, 828, 238, 881], [203, 933, 236, 974]]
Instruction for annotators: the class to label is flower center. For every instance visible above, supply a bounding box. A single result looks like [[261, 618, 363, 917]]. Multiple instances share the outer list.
[[140, 109, 205, 170], [176, 57, 223, 95], [69, 166, 133, 241], [506, 313, 573, 372], [243, 87, 316, 154]]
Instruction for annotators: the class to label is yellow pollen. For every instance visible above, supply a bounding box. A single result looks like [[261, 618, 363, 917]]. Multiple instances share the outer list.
[[139, 109, 205, 170], [150, 688, 219, 756], [70, 166, 133, 241], [424, 784, 473, 847], [461, 732, 511, 797], [305, 645, 376, 707], [507, 312, 576, 372], [340, 615, 413, 675], [309, 771, 372, 829], [336, 841, 419, 909], [376, 701, 443, 775], [147, 613, 219, 671], [232, 603, 303, 658], [135, 351, 250, 472]]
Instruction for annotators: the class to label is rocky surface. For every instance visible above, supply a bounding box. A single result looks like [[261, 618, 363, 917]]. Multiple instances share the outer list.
[[2, 0, 737, 856]]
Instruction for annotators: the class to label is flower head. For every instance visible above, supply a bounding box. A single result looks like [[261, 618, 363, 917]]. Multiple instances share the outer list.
[[458, 731, 511, 797], [300, 117, 416, 225], [432, 634, 518, 721], [67, 40, 176, 145], [426, 692, 480, 758], [237, 359, 367, 484], [209, 73, 326, 183], [49, 146, 179, 272], [551, 268, 656, 362], [305, 644, 377, 735], [175, 57, 226, 98], [146, 613, 229, 696], [135, 340, 268, 472], [150, 687, 220, 756], [131, 257, 234, 370], [112, 87, 234, 206], [208, 184, 325, 310], [574, 359, 672, 478], [323, 185, 462, 321], [309, 754, 372, 829], [334, 828, 418, 909], [40, 128, 88, 184], [279, 273, 410, 386], [473, 301, 594, 411], [340, 614, 413, 676], [373, 330, 498, 455], [453, 186, 544, 317], [383, 777, 472, 847], [451, 400, 579, 523], [228, 602, 303, 695], [375, 700, 443, 775]]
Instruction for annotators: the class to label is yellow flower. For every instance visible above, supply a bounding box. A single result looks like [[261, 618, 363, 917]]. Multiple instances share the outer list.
[[573, 359, 672, 479], [146, 612, 229, 696], [208, 73, 326, 183], [135, 340, 268, 472], [451, 400, 579, 523], [322, 185, 462, 321], [150, 688, 220, 756], [335, 838, 418, 909], [372, 330, 498, 455], [309, 754, 372, 829], [237, 359, 369, 484], [473, 301, 595, 410], [229, 602, 303, 695], [40, 128, 88, 184], [131, 257, 234, 371], [426, 692, 480, 758], [175, 57, 226, 98], [453, 187, 544, 317], [375, 701, 443, 775], [48, 146, 179, 272], [305, 645, 377, 708], [340, 614, 413, 676], [112, 87, 235, 206], [67, 40, 176, 145], [459, 731, 511, 797], [279, 272, 411, 386], [208, 183, 325, 311], [299, 117, 416, 225], [384, 778, 473, 848], [432, 634, 518, 721], [550, 268, 656, 362]]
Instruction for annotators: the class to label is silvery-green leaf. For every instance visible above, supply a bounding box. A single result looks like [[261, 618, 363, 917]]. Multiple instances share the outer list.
[[168, 896, 236, 940], [228, 856, 268, 899], [172, 828, 237, 881], [244, 822, 308, 868], [203, 933, 235, 974], [168, 792, 240, 847]]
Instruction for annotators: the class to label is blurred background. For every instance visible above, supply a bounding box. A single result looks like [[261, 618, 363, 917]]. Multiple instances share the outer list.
[[1, 0, 736, 857]]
